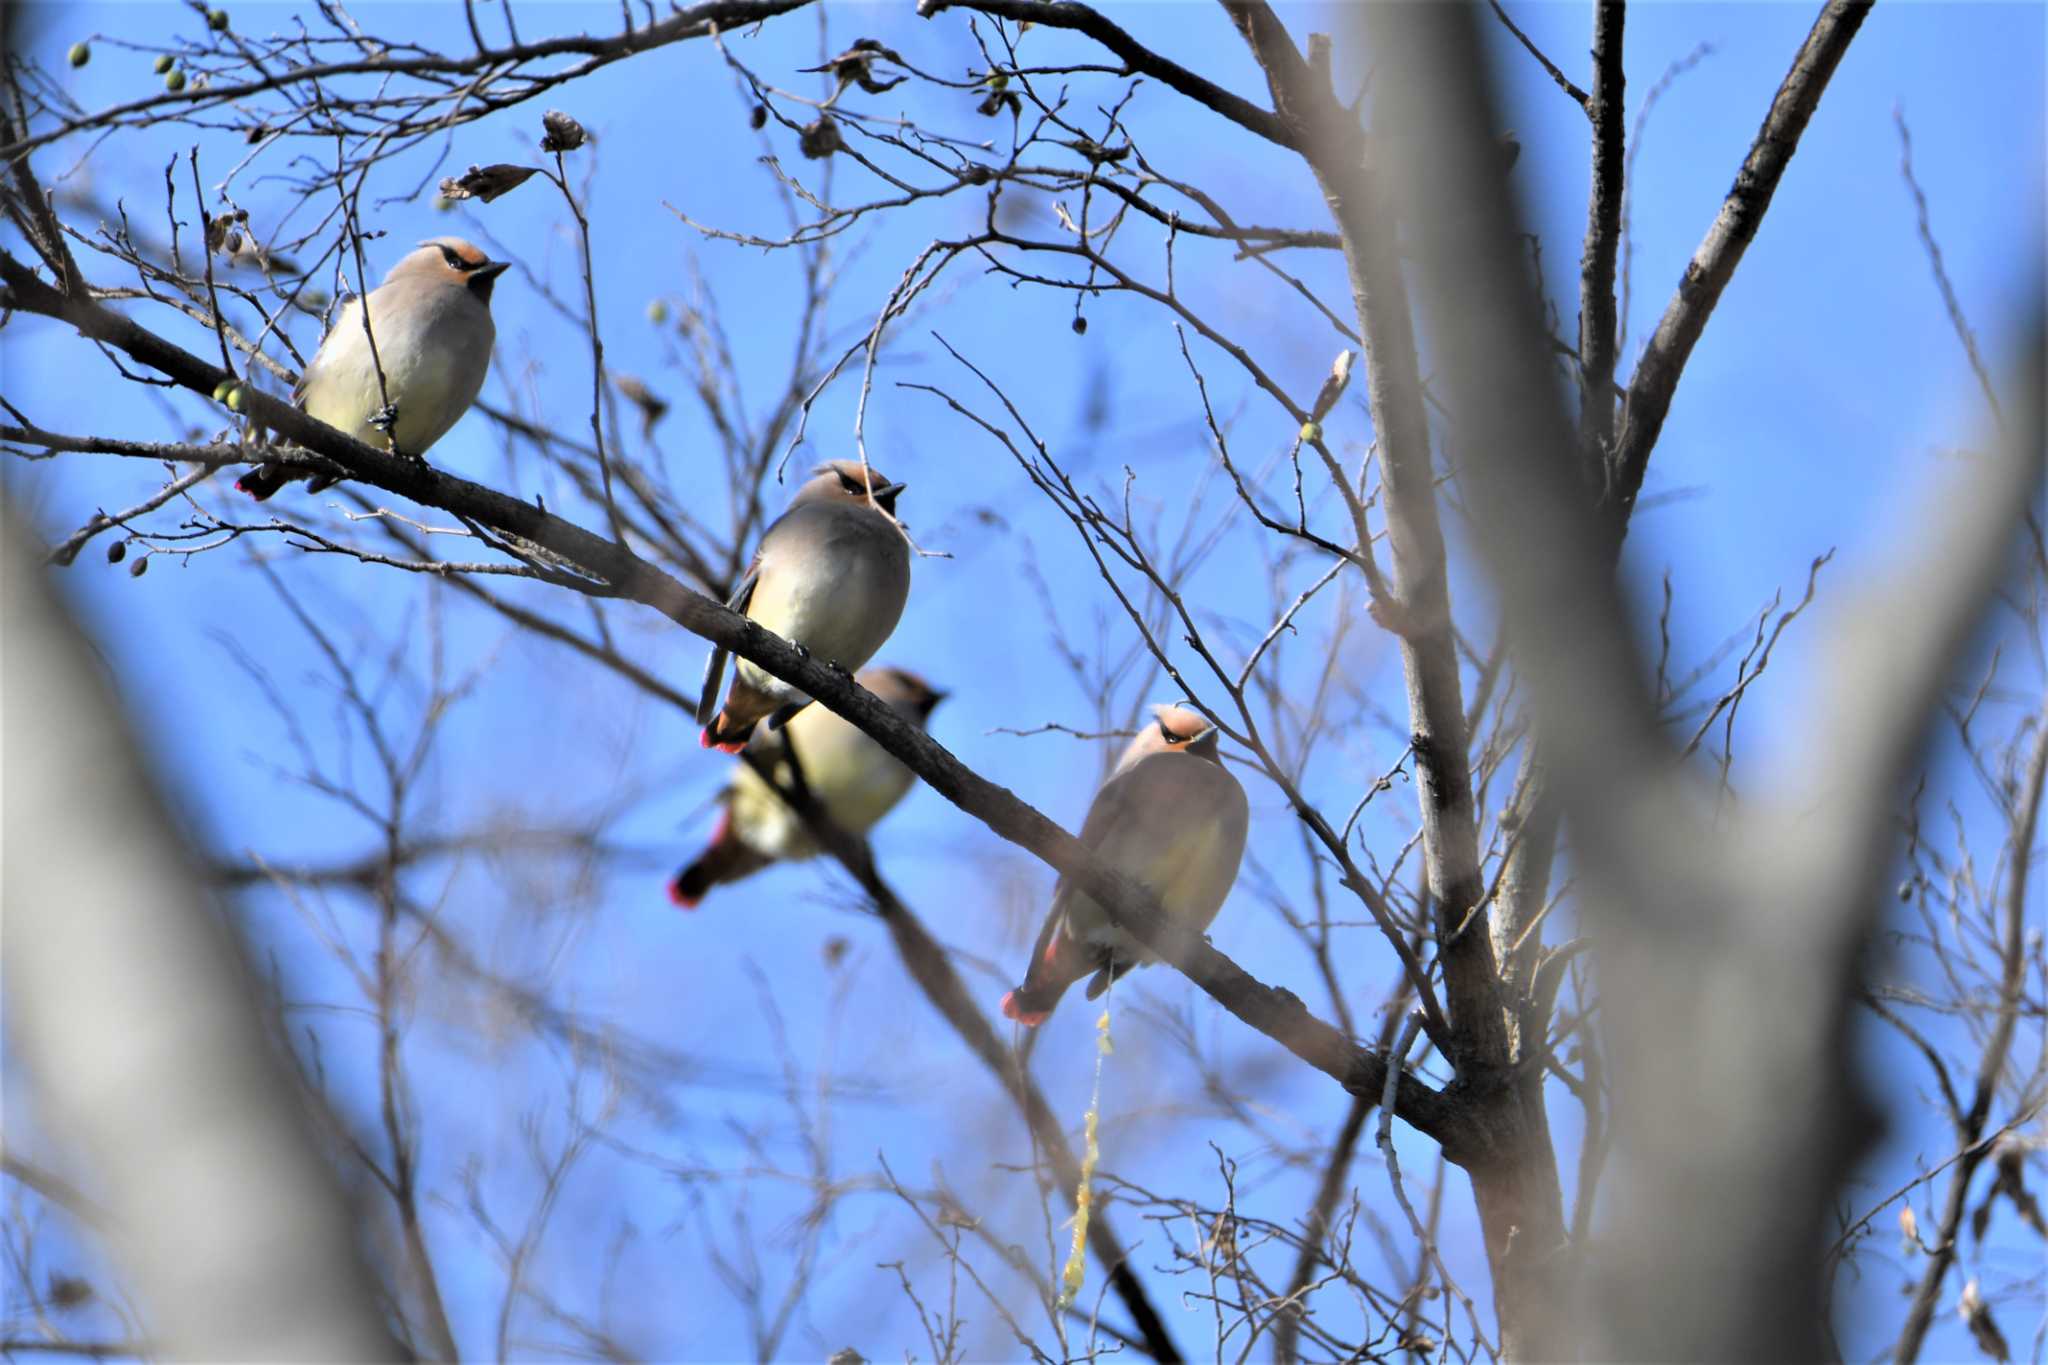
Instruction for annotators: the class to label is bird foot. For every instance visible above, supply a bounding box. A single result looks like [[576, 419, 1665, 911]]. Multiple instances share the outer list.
[[826, 658, 852, 678], [368, 402, 400, 434]]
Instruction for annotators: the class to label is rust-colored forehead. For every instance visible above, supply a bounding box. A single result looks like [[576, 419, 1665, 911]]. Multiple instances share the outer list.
[[420, 237, 487, 268]]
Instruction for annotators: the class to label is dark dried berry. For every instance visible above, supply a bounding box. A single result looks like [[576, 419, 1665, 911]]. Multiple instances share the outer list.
[[749, 104, 768, 130], [106, 540, 126, 564], [1071, 315, 1088, 335], [129, 555, 149, 577]]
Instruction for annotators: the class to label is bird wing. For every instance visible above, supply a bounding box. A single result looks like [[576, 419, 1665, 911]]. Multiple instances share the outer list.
[[290, 294, 361, 408], [695, 564, 759, 727], [1058, 753, 1246, 940]]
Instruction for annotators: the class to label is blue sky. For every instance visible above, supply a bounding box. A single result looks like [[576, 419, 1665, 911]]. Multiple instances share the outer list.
[[5, 2, 2043, 1360]]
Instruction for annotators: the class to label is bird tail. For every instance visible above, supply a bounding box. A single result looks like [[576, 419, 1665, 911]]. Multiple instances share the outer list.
[[235, 461, 292, 501], [700, 678, 777, 755], [1000, 910, 1104, 1028], [667, 810, 772, 909]]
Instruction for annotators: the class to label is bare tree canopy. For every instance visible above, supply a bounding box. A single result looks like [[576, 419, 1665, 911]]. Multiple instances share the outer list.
[[2, 1, 2041, 1362]]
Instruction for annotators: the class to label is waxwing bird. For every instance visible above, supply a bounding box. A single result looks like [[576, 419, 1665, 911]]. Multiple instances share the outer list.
[[1001, 705, 1249, 1027], [697, 461, 911, 753], [237, 237, 507, 499], [670, 667, 946, 907]]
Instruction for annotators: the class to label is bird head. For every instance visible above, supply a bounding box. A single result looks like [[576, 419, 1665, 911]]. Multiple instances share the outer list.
[[390, 237, 511, 305], [1115, 703, 1223, 771], [796, 460, 906, 517], [862, 666, 948, 722]]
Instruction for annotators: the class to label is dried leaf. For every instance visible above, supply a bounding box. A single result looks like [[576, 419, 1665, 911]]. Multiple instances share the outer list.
[[802, 38, 905, 98], [46, 1274, 92, 1311], [798, 118, 843, 160], [975, 88, 1022, 119], [1062, 137, 1130, 165], [1958, 1279, 2010, 1362], [1899, 1203, 1920, 1253], [612, 373, 670, 441], [438, 163, 541, 205], [539, 109, 586, 154], [1309, 348, 1357, 423], [1983, 1140, 2047, 1238]]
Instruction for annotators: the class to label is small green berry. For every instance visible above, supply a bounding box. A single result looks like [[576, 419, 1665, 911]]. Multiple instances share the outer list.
[[647, 300, 669, 325], [433, 196, 455, 212], [68, 42, 91, 68], [152, 54, 173, 74], [207, 9, 230, 32], [164, 69, 186, 92]]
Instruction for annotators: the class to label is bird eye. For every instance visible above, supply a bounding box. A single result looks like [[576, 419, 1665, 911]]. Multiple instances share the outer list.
[[438, 244, 474, 271]]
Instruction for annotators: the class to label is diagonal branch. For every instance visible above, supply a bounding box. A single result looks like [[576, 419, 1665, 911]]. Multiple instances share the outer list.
[[0, 247, 1464, 1151], [918, 0, 1299, 150], [1608, 0, 1874, 519]]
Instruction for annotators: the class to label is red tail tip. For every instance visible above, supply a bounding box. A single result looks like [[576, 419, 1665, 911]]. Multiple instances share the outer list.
[[1000, 990, 1049, 1028], [698, 725, 746, 755], [666, 875, 702, 910]]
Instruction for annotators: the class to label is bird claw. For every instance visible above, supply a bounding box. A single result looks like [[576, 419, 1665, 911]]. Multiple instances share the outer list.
[[368, 403, 399, 433], [826, 659, 852, 677], [792, 643, 811, 661]]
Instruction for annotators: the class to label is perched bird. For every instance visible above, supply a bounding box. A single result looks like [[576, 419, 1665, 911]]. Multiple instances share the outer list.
[[669, 666, 947, 908], [697, 460, 911, 753], [237, 237, 508, 500], [1001, 705, 1249, 1027]]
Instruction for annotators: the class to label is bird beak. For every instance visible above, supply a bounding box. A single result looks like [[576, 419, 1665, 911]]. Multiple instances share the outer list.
[[868, 480, 907, 500], [475, 260, 511, 280]]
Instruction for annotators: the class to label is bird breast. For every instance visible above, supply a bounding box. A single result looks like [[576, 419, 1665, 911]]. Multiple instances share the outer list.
[[300, 285, 494, 454], [740, 503, 910, 678]]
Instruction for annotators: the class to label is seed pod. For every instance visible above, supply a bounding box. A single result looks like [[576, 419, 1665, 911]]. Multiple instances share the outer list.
[[207, 8, 230, 31], [129, 555, 149, 578], [153, 54, 174, 74], [106, 540, 127, 564], [539, 108, 586, 153], [164, 68, 186, 92], [68, 42, 91, 67], [749, 104, 768, 130], [1071, 315, 1087, 336]]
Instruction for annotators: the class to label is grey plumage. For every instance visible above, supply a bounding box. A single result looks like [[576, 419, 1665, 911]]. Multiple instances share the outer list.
[[238, 237, 505, 499], [699, 461, 912, 752]]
